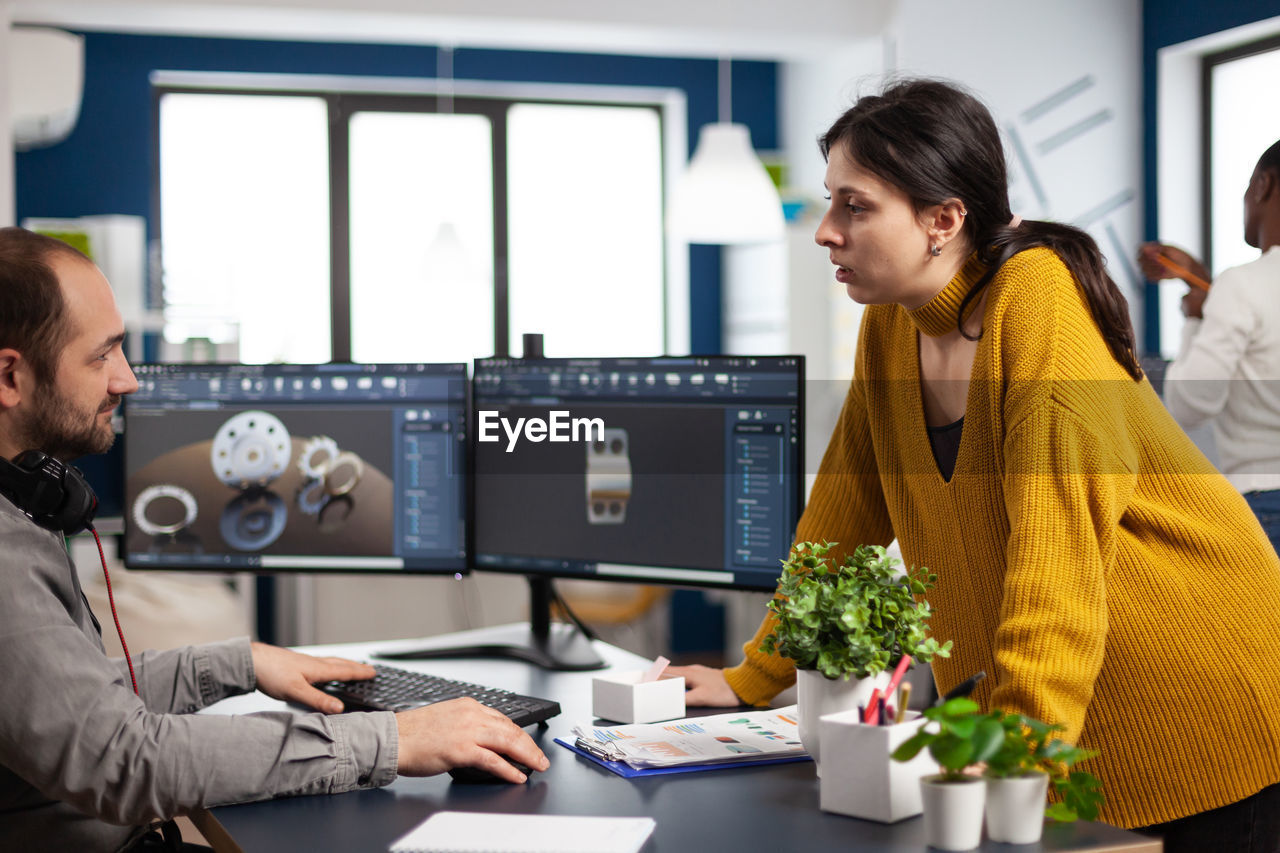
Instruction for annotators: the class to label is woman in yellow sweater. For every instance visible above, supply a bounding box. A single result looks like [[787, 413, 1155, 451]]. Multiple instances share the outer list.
[[669, 79, 1280, 851]]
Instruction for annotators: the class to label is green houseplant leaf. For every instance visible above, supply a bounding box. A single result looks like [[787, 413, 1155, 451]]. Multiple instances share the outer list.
[[891, 698, 1002, 782], [760, 541, 952, 681]]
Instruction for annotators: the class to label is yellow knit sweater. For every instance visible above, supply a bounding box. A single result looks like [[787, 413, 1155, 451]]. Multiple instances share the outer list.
[[725, 247, 1280, 829]]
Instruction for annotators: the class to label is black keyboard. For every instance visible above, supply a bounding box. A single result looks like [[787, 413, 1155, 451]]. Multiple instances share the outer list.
[[322, 663, 561, 728]]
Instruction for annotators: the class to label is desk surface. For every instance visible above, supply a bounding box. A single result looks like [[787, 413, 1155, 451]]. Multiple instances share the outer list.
[[201, 625, 1159, 853]]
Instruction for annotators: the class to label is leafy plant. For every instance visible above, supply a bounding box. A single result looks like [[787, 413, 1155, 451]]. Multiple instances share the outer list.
[[984, 713, 1104, 822], [759, 541, 951, 680], [893, 700, 1106, 821], [891, 697, 1003, 782]]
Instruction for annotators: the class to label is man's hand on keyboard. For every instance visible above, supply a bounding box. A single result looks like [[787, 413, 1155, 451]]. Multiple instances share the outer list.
[[250, 642, 376, 714], [394, 698, 550, 783]]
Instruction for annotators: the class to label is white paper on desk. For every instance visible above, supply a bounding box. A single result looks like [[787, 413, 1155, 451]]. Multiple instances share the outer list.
[[575, 705, 805, 768], [389, 811, 655, 853]]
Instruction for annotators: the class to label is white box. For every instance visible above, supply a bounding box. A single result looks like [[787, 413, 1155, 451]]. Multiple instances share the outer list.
[[818, 709, 939, 823], [591, 671, 685, 724]]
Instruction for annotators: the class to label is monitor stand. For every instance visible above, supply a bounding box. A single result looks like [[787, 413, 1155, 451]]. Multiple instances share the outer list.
[[373, 577, 607, 671]]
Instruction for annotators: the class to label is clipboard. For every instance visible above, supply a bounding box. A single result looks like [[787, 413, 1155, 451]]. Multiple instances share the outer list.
[[554, 736, 812, 778]]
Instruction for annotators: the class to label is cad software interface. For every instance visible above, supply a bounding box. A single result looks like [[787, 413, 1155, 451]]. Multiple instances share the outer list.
[[123, 363, 468, 573], [472, 356, 803, 590]]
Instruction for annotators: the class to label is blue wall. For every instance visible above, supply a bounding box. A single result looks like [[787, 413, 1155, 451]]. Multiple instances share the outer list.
[[14, 32, 780, 355], [1141, 0, 1278, 352]]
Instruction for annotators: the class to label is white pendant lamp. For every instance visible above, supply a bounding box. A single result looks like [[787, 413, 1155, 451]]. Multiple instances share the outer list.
[[667, 57, 784, 245]]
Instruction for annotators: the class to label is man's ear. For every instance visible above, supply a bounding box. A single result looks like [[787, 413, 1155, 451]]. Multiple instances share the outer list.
[[0, 349, 27, 410]]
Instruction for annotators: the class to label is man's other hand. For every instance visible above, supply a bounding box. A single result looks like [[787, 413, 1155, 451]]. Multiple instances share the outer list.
[[250, 641, 375, 714]]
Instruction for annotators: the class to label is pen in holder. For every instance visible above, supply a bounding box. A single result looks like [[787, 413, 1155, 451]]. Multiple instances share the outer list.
[[818, 709, 938, 823]]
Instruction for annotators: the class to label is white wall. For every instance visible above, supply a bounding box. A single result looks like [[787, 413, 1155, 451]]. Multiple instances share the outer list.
[[780, 38, 888, 208], [778, 0, 1145, 347], [0, 4, 14, 227]]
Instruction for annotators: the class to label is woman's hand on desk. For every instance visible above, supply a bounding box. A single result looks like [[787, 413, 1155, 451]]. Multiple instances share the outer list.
[[664, 664, 743, 707], [250, 642, 376, 714], [394, 698, 549, 783]]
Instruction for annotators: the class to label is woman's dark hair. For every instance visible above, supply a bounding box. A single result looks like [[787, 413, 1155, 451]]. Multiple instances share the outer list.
[[0, 226, 91, 384], [819, 78, 1142, 381]]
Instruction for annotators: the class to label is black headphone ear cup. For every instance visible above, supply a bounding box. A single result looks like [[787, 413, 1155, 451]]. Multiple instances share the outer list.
[[0, 452, 98, 535], [52, 465, 98, 535]]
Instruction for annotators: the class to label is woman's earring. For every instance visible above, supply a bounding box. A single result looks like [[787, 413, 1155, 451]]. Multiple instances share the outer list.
[[930, 243, 941, 257]]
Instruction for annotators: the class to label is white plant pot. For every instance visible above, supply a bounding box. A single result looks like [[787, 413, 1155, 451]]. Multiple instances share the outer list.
[[920, 775, 987, 851], [795, 668, 889, 776], [985, 773, 1050, 844]]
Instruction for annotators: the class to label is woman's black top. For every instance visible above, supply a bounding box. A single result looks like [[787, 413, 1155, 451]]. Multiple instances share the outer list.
[[927, 416, 964, 482]]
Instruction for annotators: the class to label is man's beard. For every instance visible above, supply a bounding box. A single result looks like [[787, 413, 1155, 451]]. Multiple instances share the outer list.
[[16, 384, 119, 461]]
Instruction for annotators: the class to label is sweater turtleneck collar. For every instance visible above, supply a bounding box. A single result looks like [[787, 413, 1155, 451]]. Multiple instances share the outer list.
[[906, 252, 988, 338]]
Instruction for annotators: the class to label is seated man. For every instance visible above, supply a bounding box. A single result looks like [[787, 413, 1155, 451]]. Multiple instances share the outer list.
[[0, 226, 548, 852]]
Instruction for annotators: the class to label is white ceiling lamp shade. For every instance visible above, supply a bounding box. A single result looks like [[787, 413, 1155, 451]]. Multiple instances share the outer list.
[[668, 123, 783, 244], [667, 58, 783, 245]]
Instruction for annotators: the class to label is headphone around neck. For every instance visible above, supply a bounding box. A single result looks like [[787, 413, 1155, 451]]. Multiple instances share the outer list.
[[0, 450, 98, 535]]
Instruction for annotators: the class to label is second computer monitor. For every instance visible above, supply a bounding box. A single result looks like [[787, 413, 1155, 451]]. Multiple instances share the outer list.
[[472, 356, 804, 591]]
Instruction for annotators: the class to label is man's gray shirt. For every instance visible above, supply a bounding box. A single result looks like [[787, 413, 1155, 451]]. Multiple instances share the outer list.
[[0, 497, 399, 852]]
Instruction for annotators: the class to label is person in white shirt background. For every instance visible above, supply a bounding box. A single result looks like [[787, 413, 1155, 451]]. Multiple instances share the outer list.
[[1139, 138, 1280, 550]]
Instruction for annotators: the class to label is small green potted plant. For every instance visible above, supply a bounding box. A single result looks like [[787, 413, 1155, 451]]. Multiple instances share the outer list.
[[759, 541, 951, 773], [892, 700, 1106, 850], [890, 697, 1000, 851], [982, 712, 1104, 843]]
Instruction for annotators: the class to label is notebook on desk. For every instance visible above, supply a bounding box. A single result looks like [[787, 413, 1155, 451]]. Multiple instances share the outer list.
[[389, 811, 656, 853]]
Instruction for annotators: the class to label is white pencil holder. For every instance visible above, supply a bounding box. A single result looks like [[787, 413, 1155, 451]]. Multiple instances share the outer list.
[[818, 709, 938, 823]]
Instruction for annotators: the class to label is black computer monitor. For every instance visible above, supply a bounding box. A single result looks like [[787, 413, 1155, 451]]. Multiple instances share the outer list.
[[377, 354, 804, 671], [122, 362, 469, 575], [473, 355, 804, 588]]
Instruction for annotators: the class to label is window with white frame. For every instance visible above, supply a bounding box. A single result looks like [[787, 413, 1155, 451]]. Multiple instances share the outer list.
[[507, 103, 665, 357], [1207, 38, 1280, 276], [158, 93, 331, 364], [156, 78, 674, 366], [348, 110, 495, 364]]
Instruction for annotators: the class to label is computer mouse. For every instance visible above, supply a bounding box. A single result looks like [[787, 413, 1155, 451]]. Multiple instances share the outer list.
[[447, 757, 535, 785]]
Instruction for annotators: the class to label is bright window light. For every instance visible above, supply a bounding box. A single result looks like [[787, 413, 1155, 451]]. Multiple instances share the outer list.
[[1210, 48, 1280, 274], [349, 111, 495, 364], [507, 104, 665, 357], [159, 93, 331, 363]]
